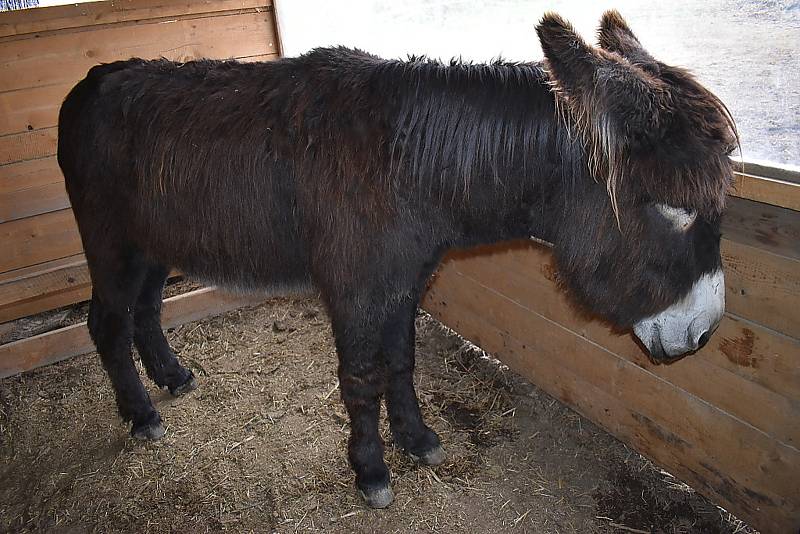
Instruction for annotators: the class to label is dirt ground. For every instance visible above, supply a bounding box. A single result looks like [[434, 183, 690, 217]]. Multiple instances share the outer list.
[[0, 297, 754, 533]]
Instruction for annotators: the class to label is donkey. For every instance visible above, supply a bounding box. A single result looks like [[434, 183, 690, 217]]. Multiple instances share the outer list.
[[57, 11, 736, 508]]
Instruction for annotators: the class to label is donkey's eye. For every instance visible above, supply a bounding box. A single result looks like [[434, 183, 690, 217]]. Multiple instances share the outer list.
[[655, 203, 697, 232]]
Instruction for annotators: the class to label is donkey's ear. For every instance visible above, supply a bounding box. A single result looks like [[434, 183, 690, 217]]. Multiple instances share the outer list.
[[597, 10, 654, 64], [536, 12, 670, 153], [536, 13, 599, 99]]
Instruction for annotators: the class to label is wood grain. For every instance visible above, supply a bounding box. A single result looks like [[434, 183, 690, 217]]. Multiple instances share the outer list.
[[722, 239, 800, 337], [0, 208, 82, 273], [722, 196, 800, 260], [0, 285, 92, 325], [0, 180, 70, 223], [0, 254, 89, 321], [0, 0, 273, 39], [741, 161, 800, 185], [475, 242, 800, 399], [0, 128, 58, 165], [731, 171, 800, 211], [0, 83, 72, 137], [0, 11, 278, 93], [423, 266, 800, 534], [0, 156, 61, 194]]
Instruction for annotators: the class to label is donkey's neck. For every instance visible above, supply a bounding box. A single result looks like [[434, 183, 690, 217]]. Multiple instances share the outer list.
[[389, 58, 589, 245]]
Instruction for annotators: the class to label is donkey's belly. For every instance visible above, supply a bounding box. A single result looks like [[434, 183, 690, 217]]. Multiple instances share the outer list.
[[132, 182, 313, 294]]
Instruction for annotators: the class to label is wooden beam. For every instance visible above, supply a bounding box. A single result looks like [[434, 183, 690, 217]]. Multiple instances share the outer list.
[[0, 180, 69, 223], [0, 254, 89, 322], [465, 241, 800, 399], [0, 0, 274, 39], [0, 127, 57, 165], [741, 160, 800, 185], [0, 286, 262, 378], [0, 208, 82, 273], [0, 156, 60, 194], [731, 172, 800, 212], [0, 83, 72, 137], [722, 239, 800, 337], [0, 11, 278, 94], [722, 196, 800, 261]]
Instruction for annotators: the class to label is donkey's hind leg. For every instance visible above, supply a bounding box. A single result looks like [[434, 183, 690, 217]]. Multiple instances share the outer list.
[[87, 251, 164, 440], [382, 296, 444, 466], [133, 265, 197, 396]]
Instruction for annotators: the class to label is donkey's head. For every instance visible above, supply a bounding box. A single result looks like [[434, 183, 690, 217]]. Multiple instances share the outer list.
[[536, 11, 737, 361]]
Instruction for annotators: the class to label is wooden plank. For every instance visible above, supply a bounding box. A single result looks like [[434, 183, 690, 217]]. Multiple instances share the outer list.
[[0, 256, 185, 324], [423, 269, 800, 534], [0, 11, 278, 93], [723, 239, 800, 337], [731, 171, 800, 212], [0, 286, 263, 378], [722, 196, 800, 261], [0, 284, 92, 325], [0, 128, 57, 165], [430, 246, 800, 448], [0, 208, 82, 273], [0, 0, 273, 39], [0, 180, 70, 223], [0, 156, 60, 194], [741, 160, 800, 185], [238, 52, 280, 63], [0, 253, 84, 285], [0, 83, 71, 137], [0, 254, 89, 323]]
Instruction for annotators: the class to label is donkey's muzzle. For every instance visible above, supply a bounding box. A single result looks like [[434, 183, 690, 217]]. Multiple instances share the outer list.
[[632, 269, 725, 362]]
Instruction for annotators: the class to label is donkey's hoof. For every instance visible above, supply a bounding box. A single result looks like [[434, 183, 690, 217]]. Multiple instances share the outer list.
[[169, 372, 198, 397], [359, 485, 394, 509], [409, 445, 446, 466], [131, 415, 165, 441]]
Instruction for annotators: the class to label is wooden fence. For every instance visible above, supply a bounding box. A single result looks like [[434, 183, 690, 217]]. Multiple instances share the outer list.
[[0, 2, 797, 531], [0, 0, 280, 373], [423, 174, 800, 533]]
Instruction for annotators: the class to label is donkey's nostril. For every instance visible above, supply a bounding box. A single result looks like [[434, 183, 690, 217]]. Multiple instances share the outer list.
[[697, 331, 710, 349]]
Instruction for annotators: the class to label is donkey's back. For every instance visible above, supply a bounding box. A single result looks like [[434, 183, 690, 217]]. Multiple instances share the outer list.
[[59, 58, 316, 290]]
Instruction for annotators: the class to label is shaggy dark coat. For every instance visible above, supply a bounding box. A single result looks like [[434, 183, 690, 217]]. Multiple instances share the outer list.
[[57, 11, 736, 506]]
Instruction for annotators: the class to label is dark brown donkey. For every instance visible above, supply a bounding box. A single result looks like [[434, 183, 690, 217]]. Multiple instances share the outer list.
[[57, 11, 737, 508]]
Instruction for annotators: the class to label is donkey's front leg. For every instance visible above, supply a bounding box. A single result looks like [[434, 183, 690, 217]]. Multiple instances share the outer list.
[[383, 297, 444, 465], [332, 317, 393, 508]]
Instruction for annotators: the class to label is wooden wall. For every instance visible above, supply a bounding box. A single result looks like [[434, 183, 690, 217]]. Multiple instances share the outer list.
[[422, 172, 800, 533], [0, 0, 280, 373]]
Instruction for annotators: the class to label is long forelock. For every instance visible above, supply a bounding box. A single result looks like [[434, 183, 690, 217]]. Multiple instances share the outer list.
[[546, 75, 627, 228], [548, 70, 738, 225]]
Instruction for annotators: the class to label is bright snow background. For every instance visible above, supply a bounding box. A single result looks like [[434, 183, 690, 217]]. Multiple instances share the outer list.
[[26, 0, 800, 167], [278, 0, 800, 167]]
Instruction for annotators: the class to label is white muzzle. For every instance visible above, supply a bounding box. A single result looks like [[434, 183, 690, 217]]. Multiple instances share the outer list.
[[632, 269, 725, 359]]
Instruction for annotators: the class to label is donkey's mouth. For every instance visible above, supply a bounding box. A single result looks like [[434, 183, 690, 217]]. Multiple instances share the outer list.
[[636, 325, 685, 364], [632, 269, 725, 362], [635, 328, 693, 365], [644, 336, 690, 364]]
